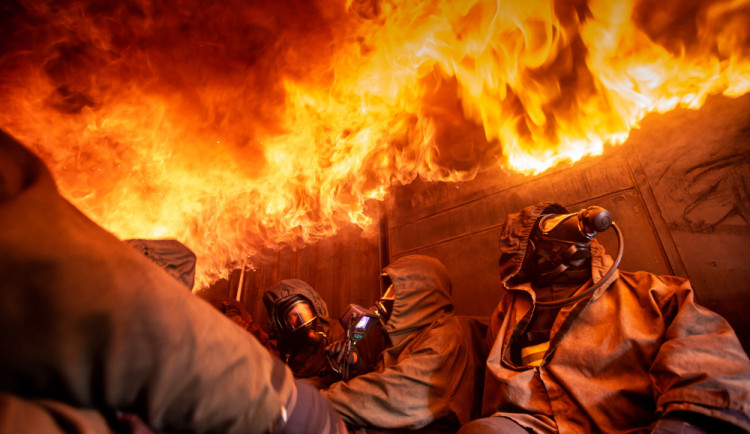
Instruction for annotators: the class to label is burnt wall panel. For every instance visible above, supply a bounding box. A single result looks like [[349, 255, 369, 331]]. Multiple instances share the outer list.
[[403, 228, 505, 317], [387, 169, 520, 227], [386, 94, 750, 351], [390, 153, 633, 257], [197, 223, 383, 331], [627, 94, 750, 349]]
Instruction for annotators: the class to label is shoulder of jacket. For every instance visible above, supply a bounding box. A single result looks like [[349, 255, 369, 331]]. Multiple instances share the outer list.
[[612, 270, 694, 312]]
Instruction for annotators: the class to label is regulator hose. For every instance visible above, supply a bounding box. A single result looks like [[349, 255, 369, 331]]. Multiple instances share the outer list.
[[535, 221, 624, 307]]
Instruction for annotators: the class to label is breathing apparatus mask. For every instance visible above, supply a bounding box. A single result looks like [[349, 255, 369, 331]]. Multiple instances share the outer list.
[[272, 295, 323, 361], [521, 205, 624, 306]]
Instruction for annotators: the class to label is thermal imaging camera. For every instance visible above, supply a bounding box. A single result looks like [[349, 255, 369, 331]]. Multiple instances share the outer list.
[[332, 303, 382, 380], [340, 304, 379, 342]]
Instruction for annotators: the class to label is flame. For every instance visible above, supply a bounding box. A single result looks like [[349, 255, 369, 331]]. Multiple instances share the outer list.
[[1, 0, 748, 287]]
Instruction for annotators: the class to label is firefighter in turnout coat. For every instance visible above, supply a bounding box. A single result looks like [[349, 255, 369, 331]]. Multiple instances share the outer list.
[[460, 202, 750, 433]]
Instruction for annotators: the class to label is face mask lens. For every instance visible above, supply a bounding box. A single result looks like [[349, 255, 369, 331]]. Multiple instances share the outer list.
[[285, 301, 316, 331], [382, 284, 395, 300], [375, 284, 395, 325], [379, 298, 394, 314]]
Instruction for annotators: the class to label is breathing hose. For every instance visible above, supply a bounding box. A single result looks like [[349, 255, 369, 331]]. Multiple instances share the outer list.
[[535, 221, 624, 307]]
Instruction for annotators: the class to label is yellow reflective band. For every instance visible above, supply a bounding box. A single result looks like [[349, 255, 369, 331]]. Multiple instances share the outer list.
[[521, 341, 550, 366]]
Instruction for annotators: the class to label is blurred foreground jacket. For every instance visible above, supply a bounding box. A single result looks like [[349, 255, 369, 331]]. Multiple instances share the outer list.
[[205, 295, 280, 358], [322, 255, 488, 431], [478, 202, 750, 433], [0, 130, 297, 433]]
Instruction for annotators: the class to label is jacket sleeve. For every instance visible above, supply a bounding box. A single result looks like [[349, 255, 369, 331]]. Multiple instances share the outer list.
[[0, 131, 295, 433], [322, 321, 468, 430], [648, 275, 750, 431], [0, 394, 113, 434]]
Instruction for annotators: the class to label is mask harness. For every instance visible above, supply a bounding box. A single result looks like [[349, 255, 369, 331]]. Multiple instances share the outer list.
[[523, 206, 624, 307]]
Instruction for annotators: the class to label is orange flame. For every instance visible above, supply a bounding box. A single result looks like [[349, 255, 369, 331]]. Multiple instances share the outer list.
[[1, 0, 748, 287]]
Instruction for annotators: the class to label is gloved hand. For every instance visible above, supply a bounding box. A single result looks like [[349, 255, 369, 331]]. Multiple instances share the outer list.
[[272, 379, 346, 434], [325, 340, 344, 355], [325, 339, 359, 369]]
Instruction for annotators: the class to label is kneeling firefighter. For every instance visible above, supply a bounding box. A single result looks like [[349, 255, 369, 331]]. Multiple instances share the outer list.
[[460, 202, 750, 433], [322, 255, 488, 432]]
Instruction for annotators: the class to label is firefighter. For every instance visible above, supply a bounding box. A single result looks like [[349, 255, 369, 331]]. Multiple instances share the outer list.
[[322, 254, 487, 432], [0, 130, 345, 433], [459, 202, 750, 433], [263, 279, 341, 387]]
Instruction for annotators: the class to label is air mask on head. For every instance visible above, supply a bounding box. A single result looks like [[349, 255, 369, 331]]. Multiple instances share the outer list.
[[521, 205, 624, 306], [272, 294, 323, 361]]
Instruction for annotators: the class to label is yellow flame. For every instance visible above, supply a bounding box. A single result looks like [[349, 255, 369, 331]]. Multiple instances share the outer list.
[[0, 0, 748, 287]]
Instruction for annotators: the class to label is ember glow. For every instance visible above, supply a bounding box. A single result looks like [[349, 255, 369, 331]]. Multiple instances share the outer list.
[[1, 0, 748, 287]]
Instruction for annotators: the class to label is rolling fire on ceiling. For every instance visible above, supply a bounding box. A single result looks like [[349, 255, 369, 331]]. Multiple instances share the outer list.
[[1, 0, 748, 287]]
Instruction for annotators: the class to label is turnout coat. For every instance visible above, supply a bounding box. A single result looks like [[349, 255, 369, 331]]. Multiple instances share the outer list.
[[322, 255, 487, 431], [482, 202, 750, 432]]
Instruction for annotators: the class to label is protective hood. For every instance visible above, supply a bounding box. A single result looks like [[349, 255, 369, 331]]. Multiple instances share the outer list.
[[498, 202, 569, 286], [498, 202, 617, 294], [262, 279, 330, 337], [125, 238, 197, 290], [382, 255, 453, 343]]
